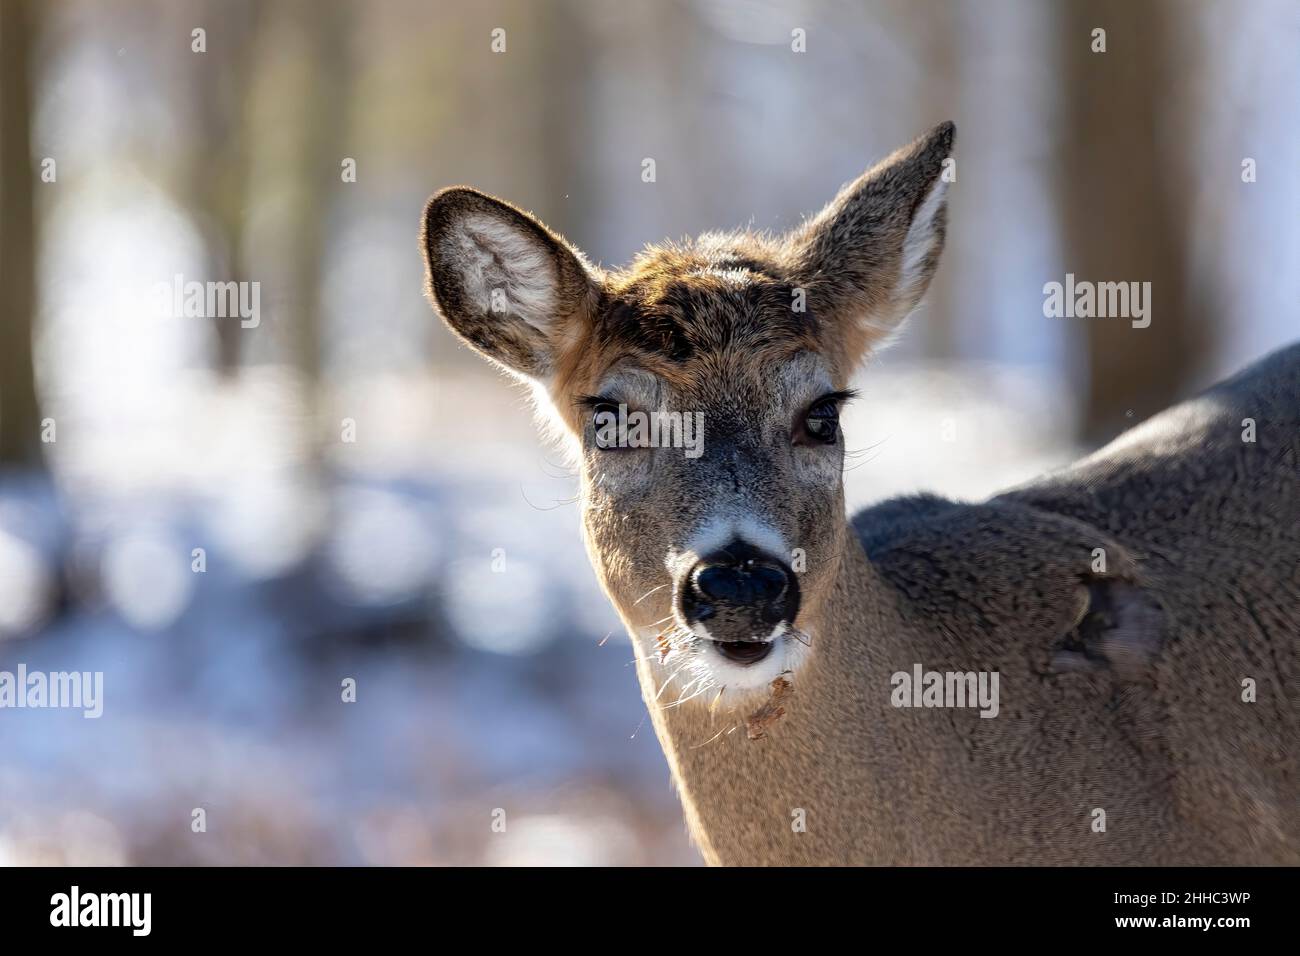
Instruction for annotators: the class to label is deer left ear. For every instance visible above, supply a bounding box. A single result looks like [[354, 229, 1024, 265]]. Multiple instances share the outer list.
[[785, 121, 954, 363], [422, 187, 598, 381]]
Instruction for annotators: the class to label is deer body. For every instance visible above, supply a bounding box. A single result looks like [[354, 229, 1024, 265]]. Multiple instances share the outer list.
[[422, 123, 1298, 865], [644, 343, 1300, 864]]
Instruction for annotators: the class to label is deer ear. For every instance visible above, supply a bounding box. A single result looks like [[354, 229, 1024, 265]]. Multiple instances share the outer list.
[[785, 121, 954, 363], [422, 187, 598, 380]]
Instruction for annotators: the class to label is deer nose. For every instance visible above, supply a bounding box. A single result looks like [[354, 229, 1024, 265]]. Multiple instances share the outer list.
[[679, 540, 798, 633], [695, 562, 788, 608]]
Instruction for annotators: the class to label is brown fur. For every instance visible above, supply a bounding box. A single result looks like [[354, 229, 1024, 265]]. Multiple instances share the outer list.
[[421, 122, 1297, 865]]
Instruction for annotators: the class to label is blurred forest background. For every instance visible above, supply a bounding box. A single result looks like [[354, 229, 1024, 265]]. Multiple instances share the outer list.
[[0, 0, 1295, 865]]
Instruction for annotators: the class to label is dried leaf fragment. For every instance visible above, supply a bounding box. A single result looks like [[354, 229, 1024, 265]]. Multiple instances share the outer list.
[[745, 675, 793, 739]]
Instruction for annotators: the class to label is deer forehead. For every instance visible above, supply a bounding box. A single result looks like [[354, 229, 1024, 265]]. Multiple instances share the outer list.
[[582, 349, 834, 415], [552, 260, 832, 412]]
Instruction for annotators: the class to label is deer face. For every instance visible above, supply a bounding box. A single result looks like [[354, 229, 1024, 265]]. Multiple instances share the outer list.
[[423, 123, 953, 693]]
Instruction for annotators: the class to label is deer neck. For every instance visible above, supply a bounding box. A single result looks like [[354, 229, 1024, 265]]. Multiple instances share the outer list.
[[629, 523, 923, 865]]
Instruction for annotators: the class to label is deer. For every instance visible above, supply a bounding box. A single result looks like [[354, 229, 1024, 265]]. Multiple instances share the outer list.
[[421, 122, 1299, 865]]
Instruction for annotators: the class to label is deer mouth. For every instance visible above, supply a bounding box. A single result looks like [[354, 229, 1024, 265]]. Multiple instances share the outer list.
[[713, 640, 774, 665]]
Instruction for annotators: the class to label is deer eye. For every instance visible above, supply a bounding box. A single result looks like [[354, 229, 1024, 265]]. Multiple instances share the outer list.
[[797, 396, 843, 446], [590, 400, 622, 450]]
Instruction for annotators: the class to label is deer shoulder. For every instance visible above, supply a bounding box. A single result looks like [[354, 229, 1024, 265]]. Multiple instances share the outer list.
[[852, 493, 1166, 684]]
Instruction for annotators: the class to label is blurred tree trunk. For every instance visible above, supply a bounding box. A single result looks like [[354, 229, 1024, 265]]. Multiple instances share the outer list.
[[0, 0, 43, 468], [1060, 0, 1208, 442], [281, 0, 349, 389], [534, 1, 594, 238], [242, 0, 349, 393], [184, 0, 261, 375]]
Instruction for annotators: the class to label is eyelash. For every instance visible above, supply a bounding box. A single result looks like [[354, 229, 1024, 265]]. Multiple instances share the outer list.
[[810, 389, 858, 410]]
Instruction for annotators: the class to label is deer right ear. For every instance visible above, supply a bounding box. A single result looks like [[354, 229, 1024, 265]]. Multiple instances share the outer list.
[[784, 121, 955, 367], [422, 187, 598, 381]]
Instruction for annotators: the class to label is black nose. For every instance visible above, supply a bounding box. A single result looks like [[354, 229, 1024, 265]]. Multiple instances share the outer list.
[[696, 562, 787, 607], [679, 540, 798, 633]]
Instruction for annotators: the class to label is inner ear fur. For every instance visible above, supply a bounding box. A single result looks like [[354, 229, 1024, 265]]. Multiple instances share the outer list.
[[422, 187, 598, 380]]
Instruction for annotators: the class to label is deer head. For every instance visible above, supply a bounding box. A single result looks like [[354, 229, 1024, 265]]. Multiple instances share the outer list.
[[422, 122, 954, 700]]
